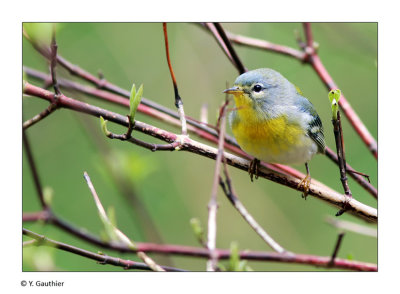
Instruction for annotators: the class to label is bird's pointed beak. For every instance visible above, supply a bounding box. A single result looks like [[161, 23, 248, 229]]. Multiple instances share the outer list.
[[223, 86, 244, 94]]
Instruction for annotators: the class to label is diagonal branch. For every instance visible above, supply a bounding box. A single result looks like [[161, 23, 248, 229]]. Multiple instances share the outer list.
[[204, 23, 247, 74], [302, 23, 377, 159], [22, 130, 48, 209], [23, 82, 377, 223], [23, 228, 185, 272], [219, 169, 286, 254]]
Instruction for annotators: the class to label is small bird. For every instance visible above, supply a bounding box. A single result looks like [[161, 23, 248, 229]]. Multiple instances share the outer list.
[[224, 68, 325, 198]]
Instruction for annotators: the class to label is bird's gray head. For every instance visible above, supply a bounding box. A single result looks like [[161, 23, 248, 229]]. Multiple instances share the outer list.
[[230, 68, 297, 103]]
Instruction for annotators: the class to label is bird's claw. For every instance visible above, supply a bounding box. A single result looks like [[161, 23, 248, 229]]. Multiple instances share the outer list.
[[297, 174, 311, 199], [248, 159, 260, 182]]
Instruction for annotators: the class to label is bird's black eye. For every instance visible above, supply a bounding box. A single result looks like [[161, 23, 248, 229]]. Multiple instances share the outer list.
[[253, 84, 262, 92]]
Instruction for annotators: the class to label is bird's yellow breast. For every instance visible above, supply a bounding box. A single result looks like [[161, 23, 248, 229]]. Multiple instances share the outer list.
[[231, 101, 304, 161]]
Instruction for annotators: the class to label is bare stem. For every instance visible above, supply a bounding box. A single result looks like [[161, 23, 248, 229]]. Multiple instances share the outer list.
[[332, 111, 352, 216], [137, 252, 166, 272], [23, 228, 184, 272], [205, 23, 247, 74], [22, 129, 48, 209], [23, 103, 58, 129], [206, 102, 229, 271], [324, 147, 376, 199], [163, 23, 187, 136], [219, 175, 286, 253], [325, 216, 377, 238], [328, 232, 345, 267]]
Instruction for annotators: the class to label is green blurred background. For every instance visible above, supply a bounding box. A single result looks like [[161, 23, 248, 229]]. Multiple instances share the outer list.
[[22, 23, 377, 271]]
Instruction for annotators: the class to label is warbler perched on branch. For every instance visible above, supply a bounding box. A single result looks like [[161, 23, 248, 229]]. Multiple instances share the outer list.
[[224, 68, 325, 198]]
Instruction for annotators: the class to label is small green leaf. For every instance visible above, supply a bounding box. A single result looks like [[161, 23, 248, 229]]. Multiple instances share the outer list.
[[23, 23, 54, 46], [190, 218, 204, 244], [43, 186, 54, 207], [229, 242, 240, 271], [129, 84, 136, 109], [328, 89, 341, 120], [129, 83, 143, 121], [107, 206, 117, 227], [328, 89, 341, 104], [100, 116, 111, 137]]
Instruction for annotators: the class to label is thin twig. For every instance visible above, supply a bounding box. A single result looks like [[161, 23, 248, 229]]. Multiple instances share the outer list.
[[101, 114, 180, 152], [212, 23, 247, 74], [23, 82, 377, 223], [206, 101, 229, 271], [328, 232, 345, 267], [219, 174, 286, 253], [23, 239, 38, 247], [49, 28, 61, 96], [163, 23, 187, 136], [22, 228, 185, 272], [325, 216, 377, 238], [137, 252, 166, 272], [334, 112, 352, 196], [332, 111, 352, 216], [23, 104, 58, 129], [203, 23, 235, 67], [324, 147, 376, 199], [225, 29, 307, 61], [22, 130, 48, 209]]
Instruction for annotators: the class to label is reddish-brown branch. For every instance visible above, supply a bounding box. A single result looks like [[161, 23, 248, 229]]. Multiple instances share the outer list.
[[227, 31, 307, 61], [163, 23, 187, 136], [303, 23, 314, 48], [302, 23, 377, 159], [23, 213, 376, 271], [310, 54, 377, 158], [22, 130, 48, 209], [23, 228, 185, 272]]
